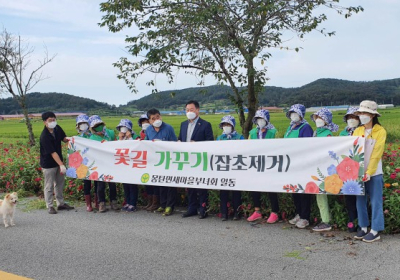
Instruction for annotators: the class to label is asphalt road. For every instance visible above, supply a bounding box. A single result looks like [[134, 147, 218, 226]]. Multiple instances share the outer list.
[[1, 202, 400, 280]]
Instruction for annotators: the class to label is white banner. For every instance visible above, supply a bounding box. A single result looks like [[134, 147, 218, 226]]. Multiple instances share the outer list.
[[66, 136, 365, 195]]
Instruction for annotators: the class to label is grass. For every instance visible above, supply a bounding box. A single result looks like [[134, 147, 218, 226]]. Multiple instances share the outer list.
[[1, 108, 400, 143]]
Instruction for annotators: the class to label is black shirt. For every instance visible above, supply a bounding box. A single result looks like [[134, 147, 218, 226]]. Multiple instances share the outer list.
[[40, 125, 67, 168]]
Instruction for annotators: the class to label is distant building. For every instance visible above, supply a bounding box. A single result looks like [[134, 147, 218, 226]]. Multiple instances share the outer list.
[[0, 112, 86, 120]]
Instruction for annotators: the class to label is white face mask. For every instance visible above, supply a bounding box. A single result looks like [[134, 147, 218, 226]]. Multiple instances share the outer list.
[[359, 115, 371, 125], [186, 112, 197, 120], [347, 119, 360, 128], [79, 123, 89, 131], [222, 126, 232, 134], [290, 113, 301, 122], [142, 123, 150, 130], [153, 120, 162, 128], [47, 121, 57, 129], [315, 118, 326, 128], [120, 127, 128, 133], [256, 119, 267, 128]]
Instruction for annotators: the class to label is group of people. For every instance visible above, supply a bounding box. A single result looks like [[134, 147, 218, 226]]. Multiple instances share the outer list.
[[39, 99, 386, 243]]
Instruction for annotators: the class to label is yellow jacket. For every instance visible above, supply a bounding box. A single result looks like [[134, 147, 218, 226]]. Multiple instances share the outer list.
[[353, 124, 386, 176]]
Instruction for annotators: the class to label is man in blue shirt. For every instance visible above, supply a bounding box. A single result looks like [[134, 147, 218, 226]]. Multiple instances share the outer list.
[[145, 108, 178, 216]]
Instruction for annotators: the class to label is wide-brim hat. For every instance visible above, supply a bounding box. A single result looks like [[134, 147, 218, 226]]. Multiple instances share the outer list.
[[356, 100, 381, 116], [219, 115, 235, 129], [343, 107, 359, 123], [116, 119, 133, 132], [286, 104, 306, 119], [252, 109, 270, 124], [88, 115, 104, 128]]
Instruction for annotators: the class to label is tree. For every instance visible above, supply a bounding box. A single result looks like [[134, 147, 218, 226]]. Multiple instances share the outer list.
[[99, 0, 362, 137], [0, 28, 56, 145]]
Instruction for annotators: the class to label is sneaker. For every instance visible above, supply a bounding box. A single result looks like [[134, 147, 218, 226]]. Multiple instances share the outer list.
[[362, 232, 380, 243], [122, 204, 129, 211], [156, 207, 165, 213], [266, 212, 279, 224], [48, 207, 57, 214], [247, 211, 262, 222], [312, 222, 332, 232], [289, 214, 300, 225], [162, 207, 173, 216], [347, 222, 357, 233], [354, 229, 368, 240], [57, 203, 74, 210], [295, 219, 309, 229], [126, 205, 137, 212]]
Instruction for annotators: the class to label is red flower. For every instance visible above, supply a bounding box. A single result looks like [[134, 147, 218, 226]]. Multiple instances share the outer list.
[[77, 185, 83, 191], [390, 173, 397, 179], [336, 157, 360, 182], [88, 171, 99, 180], [69, 191, 74, 195], [226, 202, 231, 208], [390, 162, 394, 166], [20, 167, 24, 171], [69, 152, 83, 168], [395, 168, 400, 173], [201, 203, 206, 208], [353, 138, 359, 146], [305, 182, 320, 194], [3, 148, 9, 152], [34, 177, 42, 182]]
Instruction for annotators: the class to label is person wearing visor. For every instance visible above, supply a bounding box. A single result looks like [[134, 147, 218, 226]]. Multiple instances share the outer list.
[[88, 115, 119, 212], [310, 108, 339, 232], [116, 119, 139, 212], [285, 104, 314, 229], [246, 109, 280, 224], [75, 114, 97, 212], [216, 115, 244, 221], [339, 107, 361, 232]]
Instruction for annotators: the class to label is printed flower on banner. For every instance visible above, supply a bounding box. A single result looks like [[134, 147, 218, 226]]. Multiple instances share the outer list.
[[282, 137, 365, 195], [283, 184, 303, 193], [67, 137, 114, 182]]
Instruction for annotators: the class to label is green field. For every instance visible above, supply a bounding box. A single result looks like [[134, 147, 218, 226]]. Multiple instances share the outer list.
[[1, 108, 400, 143]]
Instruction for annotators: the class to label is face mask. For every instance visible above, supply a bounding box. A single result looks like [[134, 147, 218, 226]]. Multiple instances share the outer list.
[[93, 125, 104, 132], [47, 121, 57, 129], [347, 119, 360, 128], [315, 119, 326, 128], [120, 127, 128, 133], [256, 119, 267, 128], [142, 123, 150, 130], [153, 120, 162, 128], [186, 112, 196, 120], [359, 115, 371, 125], [79, 123, 88, 131], [223, 126, 232, 134], [290, 113, 301, 122]]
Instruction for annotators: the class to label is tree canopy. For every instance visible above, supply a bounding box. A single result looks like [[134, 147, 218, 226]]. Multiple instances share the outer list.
[[99, 0, 362, 137]]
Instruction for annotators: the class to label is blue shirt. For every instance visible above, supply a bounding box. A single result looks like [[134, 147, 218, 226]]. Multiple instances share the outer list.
[[145, 122, 177, 141]]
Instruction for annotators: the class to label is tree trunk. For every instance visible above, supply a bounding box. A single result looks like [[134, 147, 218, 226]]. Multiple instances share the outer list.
[[18, 97, 35, 146], [243, 62, 257, 139]]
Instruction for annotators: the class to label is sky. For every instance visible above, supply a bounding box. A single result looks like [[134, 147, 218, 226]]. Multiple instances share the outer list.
[[0, 0, 399, 106]]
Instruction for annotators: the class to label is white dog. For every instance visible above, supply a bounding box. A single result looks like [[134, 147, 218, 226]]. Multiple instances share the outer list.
[[0, 192, 18, 228]]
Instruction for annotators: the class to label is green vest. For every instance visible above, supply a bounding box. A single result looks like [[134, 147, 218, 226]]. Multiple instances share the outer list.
[[284, 123, 306, 139], [89, 128, 115, 142], [315, 127, 332, 137], [248, 128, 276, 139], [339, 129, 348, 136]]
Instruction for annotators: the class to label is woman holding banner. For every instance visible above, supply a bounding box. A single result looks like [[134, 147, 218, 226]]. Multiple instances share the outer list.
[[352, 101, 386, 243], [339, 107, 361, 232], [246, 109, 280, 224], [88, 115, 120, 213], [116, 119, 139, 212], [310, 108, 339, 232], [285, 104, 314, 229], [76, 114, 97, 212], [216, 115, 244, 221]]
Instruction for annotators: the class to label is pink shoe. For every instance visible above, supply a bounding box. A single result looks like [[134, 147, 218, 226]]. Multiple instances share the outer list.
[[247, 211, 262, 222], [266, 212, 279, 224]]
